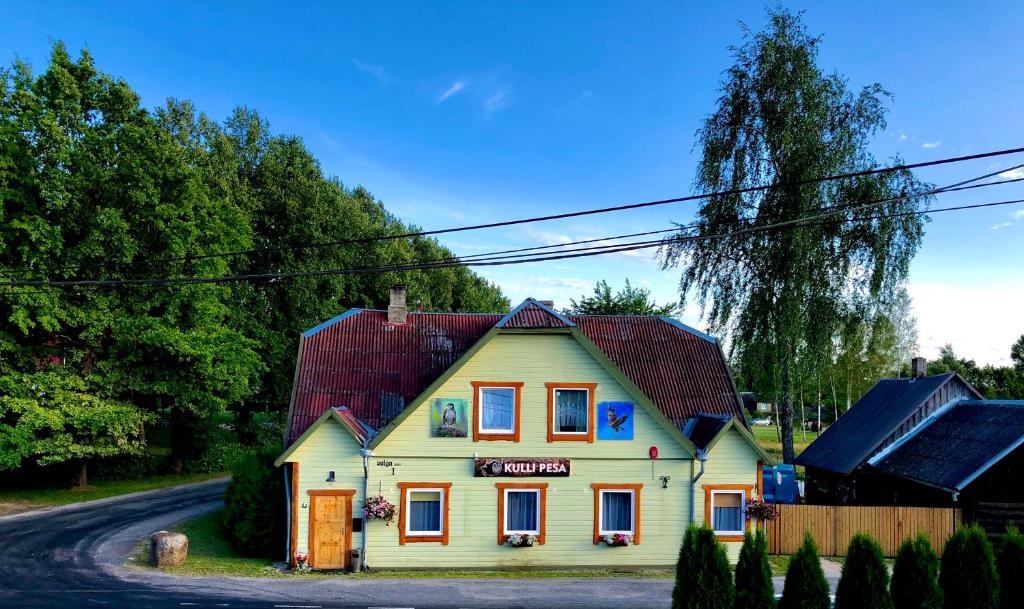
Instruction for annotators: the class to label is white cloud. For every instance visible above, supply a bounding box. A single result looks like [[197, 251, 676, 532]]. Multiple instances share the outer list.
[[999, 167, 1024, 180], [437, 80, 467, 103], [484, 88, 510, 117], [351, 58, 389, 83], [991, 222, 1012, 230], [898, 133, 908, 141], [1013, 209, 1024, 219], [922, 141, 942, 149]]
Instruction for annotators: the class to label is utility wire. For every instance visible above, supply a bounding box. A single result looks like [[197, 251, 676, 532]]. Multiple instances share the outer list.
[[2, 147, 1022, 279]]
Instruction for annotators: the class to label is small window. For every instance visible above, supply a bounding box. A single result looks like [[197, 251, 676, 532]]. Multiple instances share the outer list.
[[497, 482, 547, 544], [710, 491, 745, 535], [592, 483, 642, 544], [407, 490, 443, 535], [472, 382, 523, 441], [398, 482, 451, 544], [546, 382, 596, 442]]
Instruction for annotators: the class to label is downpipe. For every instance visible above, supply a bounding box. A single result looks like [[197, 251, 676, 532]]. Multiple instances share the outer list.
[[689, 450, 707, 525], [360, 446, 373, 570]]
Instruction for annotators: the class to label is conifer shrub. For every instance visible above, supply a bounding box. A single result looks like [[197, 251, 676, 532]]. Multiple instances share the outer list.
[[222, 446, 286, 558], [735, 530, 776, 609], [834, 533, 893, 609], [890, 534, 943, 609], [939, 525, 998, 609], [998, 527, 1024, 609], [779, 532, 831, 609], [672, 525, 735, 609]]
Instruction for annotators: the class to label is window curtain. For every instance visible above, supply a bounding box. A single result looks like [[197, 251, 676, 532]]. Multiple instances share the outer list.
[[506, 491, 538, 531], [409, 491, 441, 532], [713, 492, 743, 531], [602, 491, 632, 532], [482, 388, 514, 430], [556, 389, 587, 432]]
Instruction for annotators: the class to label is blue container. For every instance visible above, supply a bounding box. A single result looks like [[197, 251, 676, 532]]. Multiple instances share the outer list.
[[762, 464, 799, 504]]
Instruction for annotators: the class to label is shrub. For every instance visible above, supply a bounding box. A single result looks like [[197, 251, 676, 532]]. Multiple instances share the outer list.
[[221, 446, 286, 558], [672, 525, 735, 609], [834, 533, 893, 609], [890, 534, 943, 609], [998, 527, 1024, 609], [779, 532, 831, 609], [939, 525, 998, 609], [735, 530, 776, 609]]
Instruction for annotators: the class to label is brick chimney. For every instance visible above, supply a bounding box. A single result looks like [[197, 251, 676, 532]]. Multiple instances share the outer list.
[[388, 285, 408, 325], [911, 356, 928, 379]]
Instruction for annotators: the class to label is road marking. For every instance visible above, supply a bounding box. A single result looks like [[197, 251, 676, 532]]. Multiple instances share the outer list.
[[274, 606, 322, 608]]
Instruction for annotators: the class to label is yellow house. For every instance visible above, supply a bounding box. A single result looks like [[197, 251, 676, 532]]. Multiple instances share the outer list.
[[275, 289, 770, 570]]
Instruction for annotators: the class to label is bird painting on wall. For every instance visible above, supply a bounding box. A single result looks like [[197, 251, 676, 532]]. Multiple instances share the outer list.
[[442, 402, 458, 427], [606, 405, 630, 433]]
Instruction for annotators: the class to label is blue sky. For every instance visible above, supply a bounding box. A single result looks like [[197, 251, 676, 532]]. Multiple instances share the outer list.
[[3, 1, 1023, 364]]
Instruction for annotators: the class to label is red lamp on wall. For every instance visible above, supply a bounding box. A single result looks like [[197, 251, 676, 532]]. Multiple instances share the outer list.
[[649, 446, 659, 460]]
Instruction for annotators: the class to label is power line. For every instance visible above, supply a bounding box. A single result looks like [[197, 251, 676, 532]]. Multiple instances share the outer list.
[[2, 147, 1022, 278], [3, 196, 1021, 290]]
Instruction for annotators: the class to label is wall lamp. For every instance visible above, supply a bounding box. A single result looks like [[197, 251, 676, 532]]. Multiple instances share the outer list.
[[659, 475, 671, 489], [326, 470, 335, 482]]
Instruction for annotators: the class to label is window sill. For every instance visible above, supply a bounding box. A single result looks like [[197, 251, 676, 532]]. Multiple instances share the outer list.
[[476, 432, 518, 441], [548, 433, 591, 442], [403, 534, 446, 543], [713, 533, 746, 542]]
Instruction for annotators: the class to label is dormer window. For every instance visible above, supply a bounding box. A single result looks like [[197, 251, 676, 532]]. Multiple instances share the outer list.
[[546, 382, 596, 442], [472, 381, 523, 441]]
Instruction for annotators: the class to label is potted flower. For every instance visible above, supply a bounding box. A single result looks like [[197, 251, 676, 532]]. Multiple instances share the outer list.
[[604, 533, 631, 547], [294, 552, 311, 573], [363, 494, 396, 525], [506, 534, 537, 548], [744, 499, 778, 534]]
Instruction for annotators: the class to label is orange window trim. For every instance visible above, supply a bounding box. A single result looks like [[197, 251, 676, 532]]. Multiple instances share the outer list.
[[755, 460, 763, 498], [397, 482, 452, 545], [545, 382, 596, 443], [703, 483, 754, 542], [471, 381, 524, 442], [591, 483, 643, 545], [496, 482, 548, 545], [290, 462, 299, 566]]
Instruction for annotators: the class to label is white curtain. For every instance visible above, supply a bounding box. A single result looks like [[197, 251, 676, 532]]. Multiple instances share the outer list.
[[507, 491, 538, 532], [556, 389, 587, 432], [602, 491, 632, 532]]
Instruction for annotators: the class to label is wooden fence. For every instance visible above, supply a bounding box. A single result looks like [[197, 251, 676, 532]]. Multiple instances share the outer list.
[[766, 504, 962, 557]]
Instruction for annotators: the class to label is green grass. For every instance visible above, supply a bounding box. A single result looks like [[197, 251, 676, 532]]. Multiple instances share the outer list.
[[751, 424, 820, 465], [768, 554, 791, 577], [0, 472, 226, 514]]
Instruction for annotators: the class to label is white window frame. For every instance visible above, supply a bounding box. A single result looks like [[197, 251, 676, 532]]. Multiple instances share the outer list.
[[405, 487, 445, 536], [478, 386, 517, 434], [709, 489, 746, 536], [552, 387, 590, 436], [502, 488, 541, 536], [598, 489, 635, 536]]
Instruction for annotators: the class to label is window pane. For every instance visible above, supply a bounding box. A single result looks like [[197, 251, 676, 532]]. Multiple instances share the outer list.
[[601, 491, 632, 532], [481, 388, 515, 431], [713, 492, 743, 532], [409, 490, 441, 532], [506, 490, 538, 532], [555, 389, 588, 433]]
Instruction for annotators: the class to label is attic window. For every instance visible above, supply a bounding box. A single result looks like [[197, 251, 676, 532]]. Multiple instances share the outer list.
[[471, 381, 523, 442], [546, 382, 596, 442]]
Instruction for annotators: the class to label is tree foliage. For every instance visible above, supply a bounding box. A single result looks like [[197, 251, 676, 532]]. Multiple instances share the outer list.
[[927, 344, 1024, 400], [890, 534, 943, 609], [834, 533, 893, 609], [939, 525, 999, 609], [222, 446, 285, 558], [779, 533, 831, 609], [565, 279, 680, 316], [735, 530, 776, 609], [672, 525, 735, 609], [661, 8, 929, 462], [998, 527, 1024, 609]]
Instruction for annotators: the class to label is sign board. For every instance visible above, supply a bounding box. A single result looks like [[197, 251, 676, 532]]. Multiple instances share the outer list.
[[473, 457, 570, 477]]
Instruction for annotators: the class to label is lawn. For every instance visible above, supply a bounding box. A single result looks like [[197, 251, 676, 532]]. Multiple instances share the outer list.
[[751, 424, 820, 462], [0, 472, 227, 516]]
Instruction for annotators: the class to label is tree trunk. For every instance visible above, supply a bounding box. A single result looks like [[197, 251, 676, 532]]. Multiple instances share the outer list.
[[779, 355, 795, 464], [72, 462, 88, 490]]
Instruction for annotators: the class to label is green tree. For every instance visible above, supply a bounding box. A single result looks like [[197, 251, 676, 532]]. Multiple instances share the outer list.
[[660, 8, 929, 463], [735, 530, 776, 609], [1012, 335, 1024, 373], [672, 525, 735, 609], [566, 279, 680, 316], [939, 525, 998, 609], [0, 371, 150, 487], [890, 534, 943, 609], [779, 533, 831, 609], [927, 344, 1024, 401], [222, 446, 285, 557], [998, 527, 1024, 609], [835, 533, 893, 609]]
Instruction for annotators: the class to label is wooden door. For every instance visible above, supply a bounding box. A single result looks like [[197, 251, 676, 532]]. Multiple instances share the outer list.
[[309, 491, 352, 569]]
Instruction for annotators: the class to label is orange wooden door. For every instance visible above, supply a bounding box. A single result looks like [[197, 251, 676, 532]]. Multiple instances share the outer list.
[[310, 494, 350, 569]]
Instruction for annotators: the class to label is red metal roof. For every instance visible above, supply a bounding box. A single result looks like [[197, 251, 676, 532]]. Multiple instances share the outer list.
[[286, 305, 744, 443], [498, 300, 575, 329]]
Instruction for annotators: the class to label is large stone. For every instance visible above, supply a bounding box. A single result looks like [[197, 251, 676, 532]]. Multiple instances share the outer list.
[[149, 531, 188, 568]]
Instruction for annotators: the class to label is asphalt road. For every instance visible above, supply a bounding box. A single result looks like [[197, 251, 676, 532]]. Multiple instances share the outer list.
[[0, 479, 673, 609]]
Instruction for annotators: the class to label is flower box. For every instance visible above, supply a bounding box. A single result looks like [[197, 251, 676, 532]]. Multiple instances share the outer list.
[[506, 534, 537, 548], [604, 533, 632, 547]]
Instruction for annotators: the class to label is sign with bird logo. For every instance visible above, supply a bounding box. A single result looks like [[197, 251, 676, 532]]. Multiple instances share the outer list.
[[474, 458, 570, 477], [430, 398, 468, 437], [597, 401, 634, 440]]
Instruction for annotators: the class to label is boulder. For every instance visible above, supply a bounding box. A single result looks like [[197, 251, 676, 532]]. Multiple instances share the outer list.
[[149, 531, 188, 568]]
